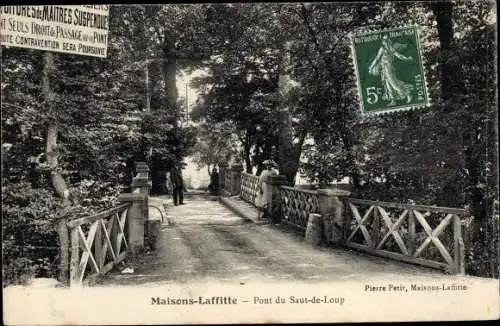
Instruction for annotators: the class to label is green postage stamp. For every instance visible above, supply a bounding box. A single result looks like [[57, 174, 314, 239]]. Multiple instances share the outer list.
[[351, 26, 430, 115]]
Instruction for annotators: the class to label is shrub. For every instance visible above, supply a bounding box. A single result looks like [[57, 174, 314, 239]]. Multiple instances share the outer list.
[[2, 182, 60, 286], [2, 179, 121, 286]]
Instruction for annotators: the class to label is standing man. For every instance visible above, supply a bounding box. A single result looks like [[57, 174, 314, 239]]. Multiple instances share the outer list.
[[170, 163, 185, 206]]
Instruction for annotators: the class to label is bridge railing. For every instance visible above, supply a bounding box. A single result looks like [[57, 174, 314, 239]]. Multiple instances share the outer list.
[[280, 186, 320, 230], [240, 172, 260, 206], [344, 199, 466, 274], [219, 163, 230, 196], [221, 168, 467, 274], [67, 203, 131, 286], [224, 171, 232, 196], [62, 161, 151, 286]]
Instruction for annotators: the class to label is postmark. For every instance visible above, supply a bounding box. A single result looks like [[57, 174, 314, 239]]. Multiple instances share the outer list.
[[350, 26, 430, 115]]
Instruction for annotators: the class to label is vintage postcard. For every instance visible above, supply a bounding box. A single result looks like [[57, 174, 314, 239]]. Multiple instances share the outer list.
[[2, 2, 498, 325]]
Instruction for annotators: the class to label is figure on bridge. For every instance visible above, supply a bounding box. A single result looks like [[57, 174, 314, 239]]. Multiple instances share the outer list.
[[255, 160, 278, 219], [170, 163, 186, 206], [208, 166, 220, 196]]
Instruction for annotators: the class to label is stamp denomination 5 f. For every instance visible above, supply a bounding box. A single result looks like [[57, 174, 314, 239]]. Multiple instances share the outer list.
[[351, 26, 429, 115]]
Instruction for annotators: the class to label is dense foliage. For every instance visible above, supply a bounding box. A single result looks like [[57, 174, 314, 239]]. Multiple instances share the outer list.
[[1, 5, 195, 285], [2, 1, 497, 283]]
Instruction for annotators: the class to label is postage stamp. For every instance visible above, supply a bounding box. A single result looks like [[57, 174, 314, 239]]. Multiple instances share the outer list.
[[351, 25, 430, 115]]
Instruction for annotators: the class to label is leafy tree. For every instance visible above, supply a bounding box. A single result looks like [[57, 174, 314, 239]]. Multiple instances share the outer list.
[[189, 3, 284, 174], [289, 3, 380, 187], [188, 119, 239, 173], [1, 4, 196, 284]]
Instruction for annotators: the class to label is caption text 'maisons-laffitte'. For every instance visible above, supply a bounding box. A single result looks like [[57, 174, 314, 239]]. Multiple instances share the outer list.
[[151, 295, 345, 305]]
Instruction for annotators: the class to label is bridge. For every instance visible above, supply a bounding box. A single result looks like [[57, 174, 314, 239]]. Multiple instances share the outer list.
[[58, 161, 490, 287], [98, 192, 443, 285]]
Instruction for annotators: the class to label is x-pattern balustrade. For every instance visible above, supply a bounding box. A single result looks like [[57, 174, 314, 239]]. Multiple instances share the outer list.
[[345, 198, 465, 273], [280, 186, 320, 230], [67, 203, 131, 286]]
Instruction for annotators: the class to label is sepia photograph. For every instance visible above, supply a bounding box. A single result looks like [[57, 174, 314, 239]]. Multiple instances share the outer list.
[[2, 1, 499, 324]]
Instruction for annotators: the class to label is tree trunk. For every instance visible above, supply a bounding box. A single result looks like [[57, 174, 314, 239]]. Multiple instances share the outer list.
[[45, 126, 70, 204], [300, 4, 363, 190], [431, 1, 486, 249], [147, 31, 177, 193], [243, 131, 252, 173], [163, 31, 178, 109], [465, 148, 487, 242], [42, 52, 70, 284], [276, 40, 305, 186], [431, 1, 466, 103], [340, 129, 362, 192], [277, 107, 293, 183], [144, 64, 151, 112], [277, 107, 305, 186]]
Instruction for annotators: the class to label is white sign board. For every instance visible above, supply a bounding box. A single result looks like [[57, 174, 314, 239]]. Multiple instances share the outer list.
[[1, 5, 109, 58]]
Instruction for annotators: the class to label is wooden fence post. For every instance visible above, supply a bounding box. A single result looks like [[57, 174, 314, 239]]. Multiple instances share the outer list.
[[69, 227, 79, 286], [57, 217, 70, 285], [454, 214, 465, 275], [372, 205, 380, 249], [94, 220, 103, 271], [265, 175, 288, 223], [317, 189, 351, 246], [408, 210, 416, 256]]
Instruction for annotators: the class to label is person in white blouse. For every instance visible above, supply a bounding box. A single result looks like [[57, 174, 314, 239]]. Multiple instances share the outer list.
[[255, 160, 278, 219]]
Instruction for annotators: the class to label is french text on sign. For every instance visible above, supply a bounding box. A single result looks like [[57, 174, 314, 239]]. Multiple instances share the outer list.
[[1, 5, 109, 58]]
